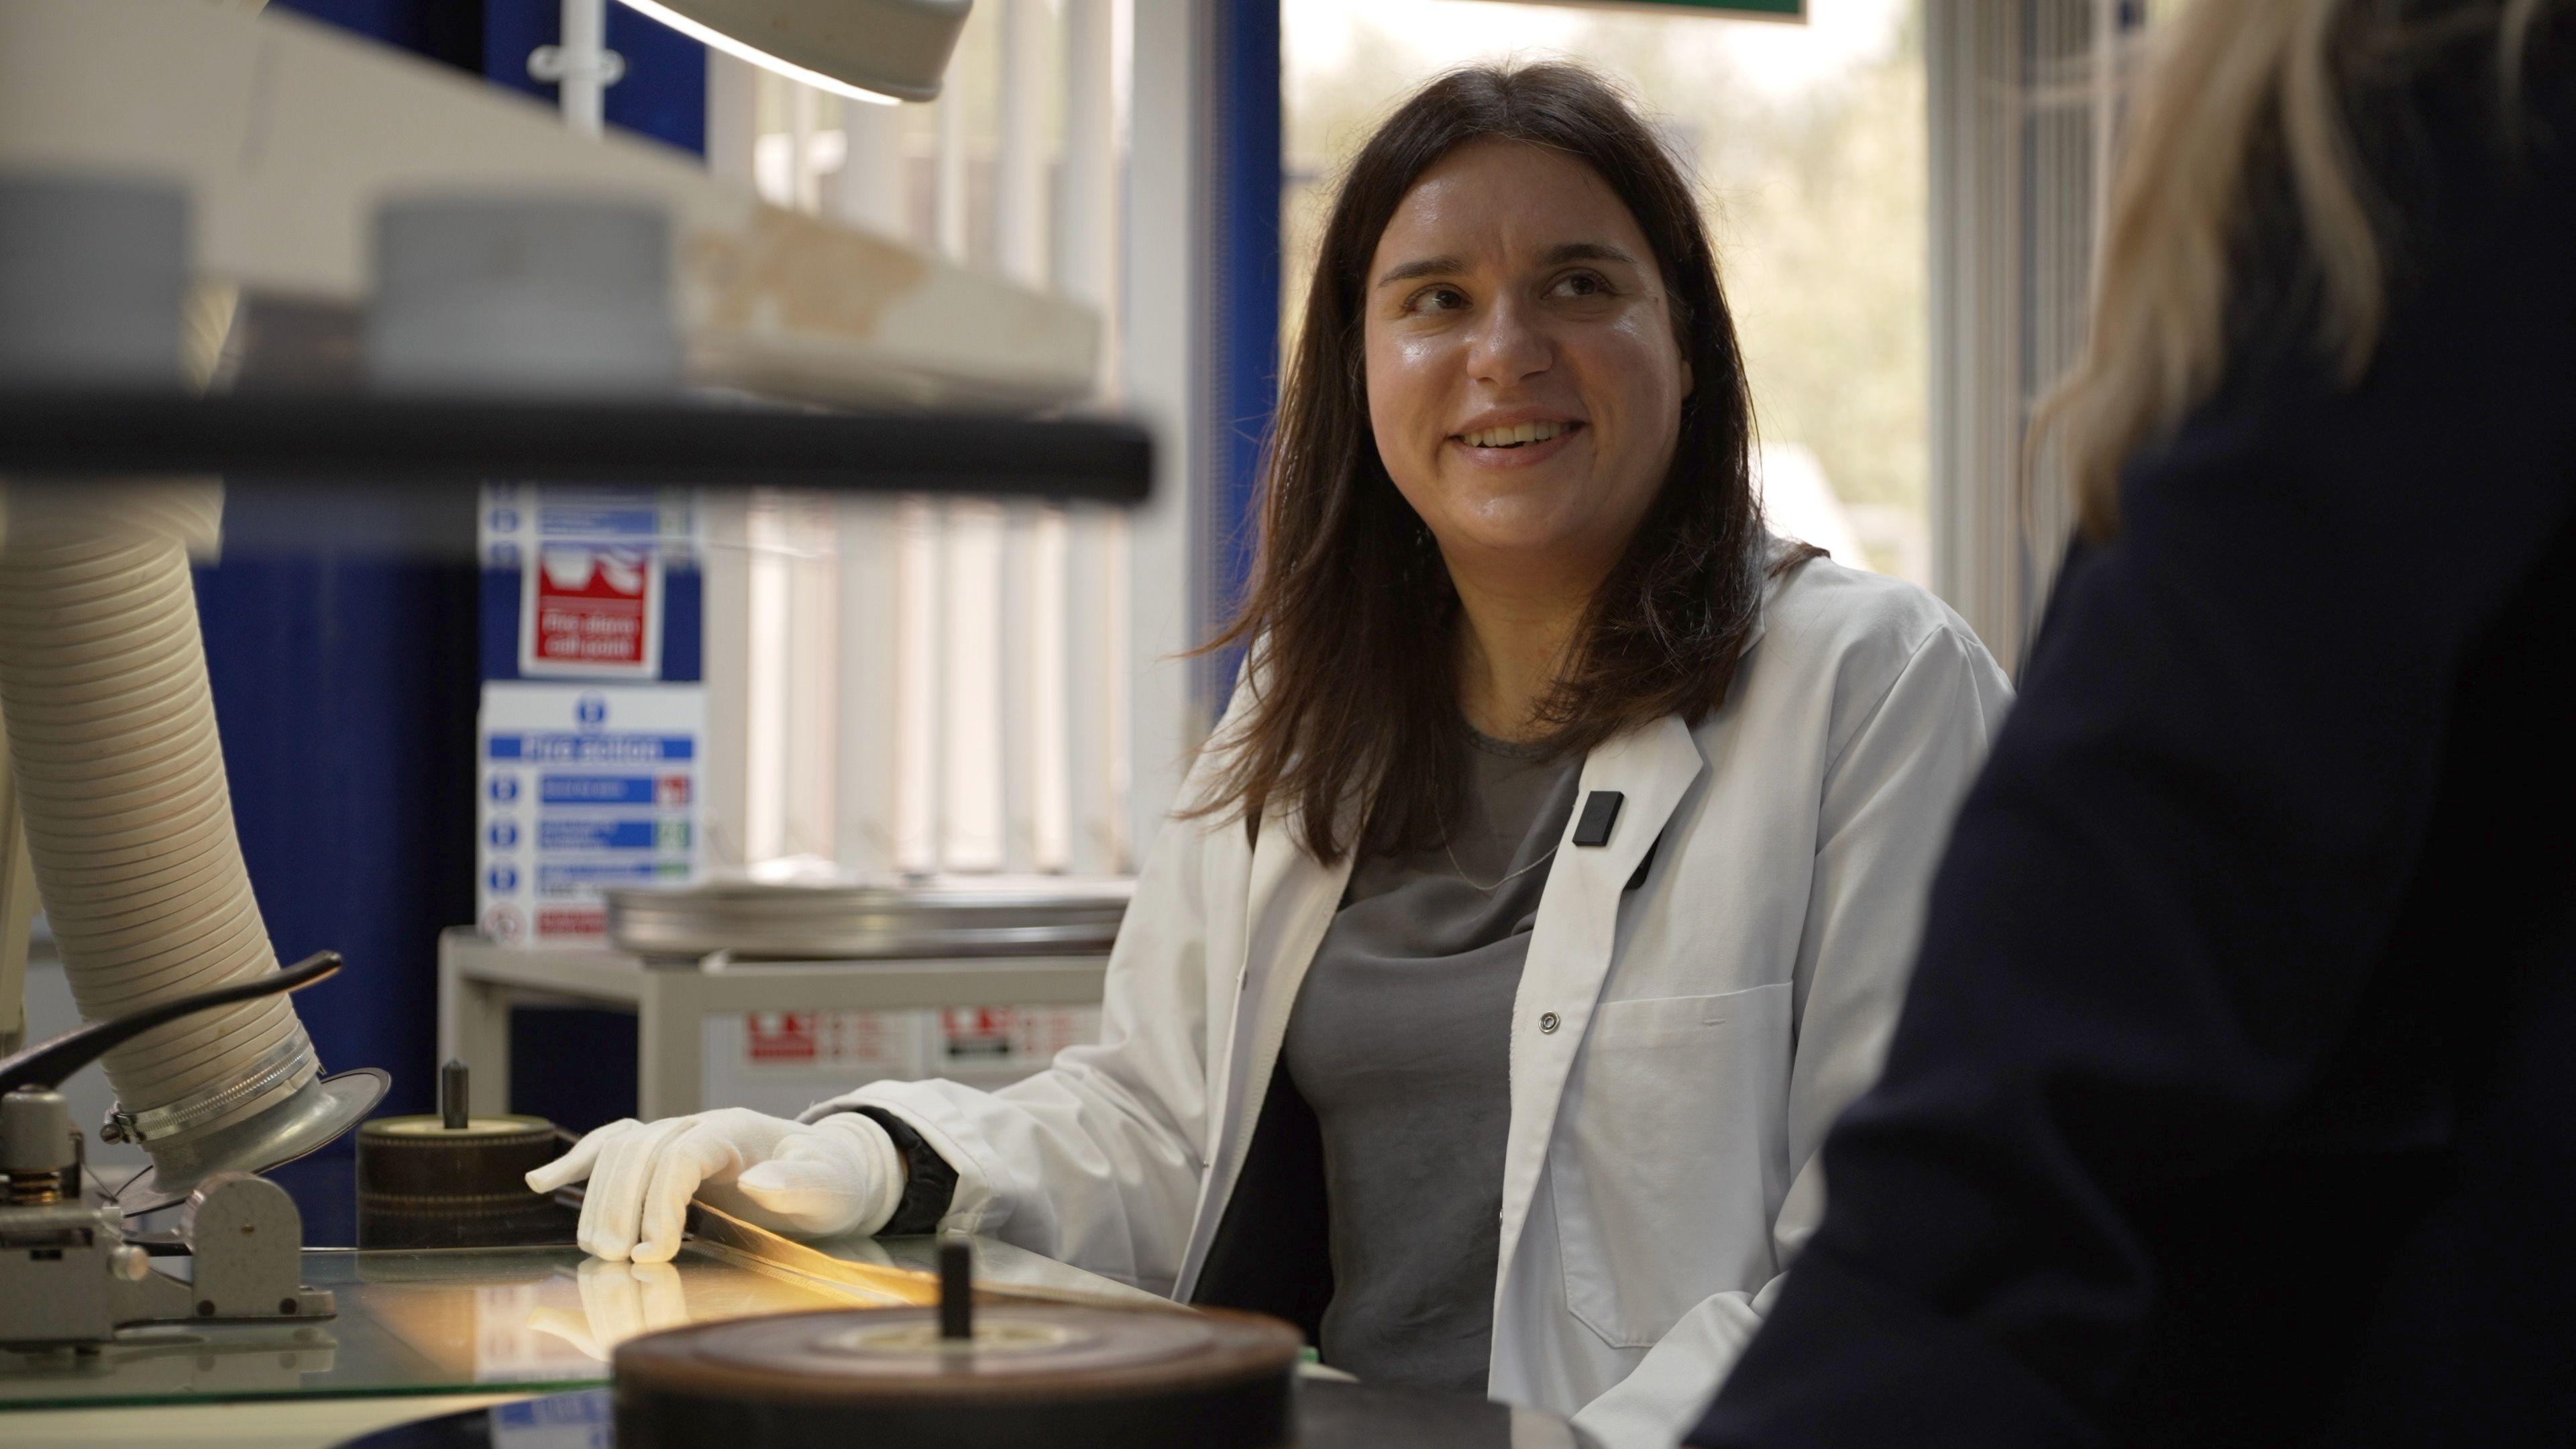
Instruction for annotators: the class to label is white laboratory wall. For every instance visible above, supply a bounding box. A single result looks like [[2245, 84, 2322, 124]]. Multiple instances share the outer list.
[[1118, 0, 1205, 865], [700, 1004, 1106, 1120], [702, 0, 1197, 881]]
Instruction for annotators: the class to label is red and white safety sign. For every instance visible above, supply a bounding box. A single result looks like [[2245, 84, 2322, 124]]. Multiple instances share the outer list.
[[521, 543, 663, 678]]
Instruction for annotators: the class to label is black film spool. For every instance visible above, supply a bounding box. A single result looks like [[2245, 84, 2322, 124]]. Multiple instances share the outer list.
[[354, 1112, 574, 1249], [613, 1304, 1303, 1449]]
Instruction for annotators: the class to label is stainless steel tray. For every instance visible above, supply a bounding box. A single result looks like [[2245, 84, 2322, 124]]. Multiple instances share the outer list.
[[605, 875, 1132, 961]]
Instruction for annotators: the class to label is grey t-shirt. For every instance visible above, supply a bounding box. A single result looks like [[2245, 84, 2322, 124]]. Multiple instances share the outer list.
[[1280, 730, 1582, 1392]]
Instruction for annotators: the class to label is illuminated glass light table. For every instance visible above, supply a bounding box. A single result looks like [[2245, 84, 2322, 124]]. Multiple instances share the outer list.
[[0, 1231, 1159, 1449]]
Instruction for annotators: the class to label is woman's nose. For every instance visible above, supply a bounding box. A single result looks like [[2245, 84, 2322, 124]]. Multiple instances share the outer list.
[[1467, 297, 1552, 386]]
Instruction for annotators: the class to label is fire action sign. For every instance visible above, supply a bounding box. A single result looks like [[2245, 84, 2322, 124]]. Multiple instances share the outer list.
[[478, 684, 703, 945]]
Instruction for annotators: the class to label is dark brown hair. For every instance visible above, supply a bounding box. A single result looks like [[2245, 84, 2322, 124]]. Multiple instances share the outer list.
[[1193, 61, 1790, 863]]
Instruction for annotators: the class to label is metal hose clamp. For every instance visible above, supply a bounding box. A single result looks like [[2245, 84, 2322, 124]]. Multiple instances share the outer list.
[[99, 1033, 321, 1146]]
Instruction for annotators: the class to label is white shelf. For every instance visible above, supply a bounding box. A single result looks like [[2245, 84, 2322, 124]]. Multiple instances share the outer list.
[[0, 0, 1099, 412]]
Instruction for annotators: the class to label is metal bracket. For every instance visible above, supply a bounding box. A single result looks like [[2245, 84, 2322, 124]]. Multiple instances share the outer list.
[[0, 1173, 333, 1346], [527, 44, 626, 87]]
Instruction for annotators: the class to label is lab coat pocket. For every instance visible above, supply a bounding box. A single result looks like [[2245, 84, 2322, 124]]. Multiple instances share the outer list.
[[1550, 982, 1794, 1348]]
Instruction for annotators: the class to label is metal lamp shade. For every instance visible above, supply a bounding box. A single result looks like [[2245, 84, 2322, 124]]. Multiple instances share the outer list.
[[621, 0, 972, 104]]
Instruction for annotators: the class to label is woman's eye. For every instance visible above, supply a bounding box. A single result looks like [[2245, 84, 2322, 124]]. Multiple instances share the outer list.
[[1551, 270, 1611, 299], [1405, 285, 1468, 315]]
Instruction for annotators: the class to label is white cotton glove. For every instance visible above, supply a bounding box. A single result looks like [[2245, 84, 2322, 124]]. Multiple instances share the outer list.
[[525, 1108, 906, 1264]]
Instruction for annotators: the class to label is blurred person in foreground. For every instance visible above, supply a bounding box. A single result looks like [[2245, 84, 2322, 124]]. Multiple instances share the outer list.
[[1693, 1, 2576, 1445]]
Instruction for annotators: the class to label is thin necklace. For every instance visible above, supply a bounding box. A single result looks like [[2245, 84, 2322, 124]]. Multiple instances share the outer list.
[[1444, 835, 1558, 893], [1445, 718, 1560, 891]]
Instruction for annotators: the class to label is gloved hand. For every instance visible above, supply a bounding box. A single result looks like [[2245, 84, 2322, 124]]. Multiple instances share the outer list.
[[525, 1108, 905, 1264]]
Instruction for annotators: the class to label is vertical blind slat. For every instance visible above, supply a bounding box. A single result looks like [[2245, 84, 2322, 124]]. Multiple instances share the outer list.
[[724, 17, 1137, 885]]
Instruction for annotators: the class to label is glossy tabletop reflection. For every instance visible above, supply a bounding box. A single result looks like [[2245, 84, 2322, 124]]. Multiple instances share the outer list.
[[0, 1244, 847, 1412], [339, 1380, 1603, 1449], [0, 1232, 1165, 1415]]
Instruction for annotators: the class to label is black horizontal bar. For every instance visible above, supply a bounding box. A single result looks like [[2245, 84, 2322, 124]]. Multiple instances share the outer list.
[[0, 390, 1152, 502]]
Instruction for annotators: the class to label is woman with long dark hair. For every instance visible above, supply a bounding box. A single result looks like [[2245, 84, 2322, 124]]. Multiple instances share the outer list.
[[534, 62, 2008, 1446]]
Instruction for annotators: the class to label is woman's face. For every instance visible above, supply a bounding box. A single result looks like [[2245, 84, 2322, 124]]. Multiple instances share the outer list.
[[1363, 138, 1690, 587]]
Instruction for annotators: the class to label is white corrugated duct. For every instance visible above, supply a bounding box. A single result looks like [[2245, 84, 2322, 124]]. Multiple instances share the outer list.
[[0, 488, 321, 1145], [0, 174, 374, 1205], [1, 176, 678, 1198]]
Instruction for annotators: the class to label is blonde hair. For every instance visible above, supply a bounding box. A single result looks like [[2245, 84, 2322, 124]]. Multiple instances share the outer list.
[[2043, 0, 2559, 537]]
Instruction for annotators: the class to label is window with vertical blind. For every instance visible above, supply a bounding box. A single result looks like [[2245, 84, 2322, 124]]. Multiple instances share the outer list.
[[709, 0, 1136, 882], [1285, 0, 1935, 588], [1927, 0, 2140, 672]]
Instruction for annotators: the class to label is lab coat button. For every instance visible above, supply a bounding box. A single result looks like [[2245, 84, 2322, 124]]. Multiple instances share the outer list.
[[1539, 1012, 1560, 1034]]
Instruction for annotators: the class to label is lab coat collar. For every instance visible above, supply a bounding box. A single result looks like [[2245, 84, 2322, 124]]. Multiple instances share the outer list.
[[1495, 712, 1709, 1297], [1183, 586, 1767, 1297], [1217, 812, 1354, 1157], [1175, 807, 1355, 1297]]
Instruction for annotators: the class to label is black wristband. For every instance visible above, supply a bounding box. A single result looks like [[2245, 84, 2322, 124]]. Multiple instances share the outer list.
[[850, 1107, 961, 1236]]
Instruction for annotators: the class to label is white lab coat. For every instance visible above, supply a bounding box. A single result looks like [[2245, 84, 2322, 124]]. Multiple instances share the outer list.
[[809, 553, 2012, 1448]]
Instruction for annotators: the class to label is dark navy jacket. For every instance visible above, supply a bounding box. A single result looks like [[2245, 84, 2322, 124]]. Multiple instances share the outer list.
[[1695, 25, 2576, 1449]]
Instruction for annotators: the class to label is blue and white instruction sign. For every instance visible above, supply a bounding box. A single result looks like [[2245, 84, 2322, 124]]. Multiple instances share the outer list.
[[478, 682, 704, 946]]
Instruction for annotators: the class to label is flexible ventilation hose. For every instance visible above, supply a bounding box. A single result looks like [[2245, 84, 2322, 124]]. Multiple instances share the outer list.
[[0, 486, 320, 1150]]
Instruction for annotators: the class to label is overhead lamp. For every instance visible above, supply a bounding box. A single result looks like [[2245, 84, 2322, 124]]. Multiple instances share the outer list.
[[614, 0, 972, 105]]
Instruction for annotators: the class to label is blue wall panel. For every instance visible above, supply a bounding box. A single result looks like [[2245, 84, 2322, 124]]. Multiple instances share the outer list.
[[268, 0, 482, 70], [483, 0, 708, 154], [276, 0, 705, 156], [1203, 0, 1283, 707], [201, 7, 490, 1147], [195, 495, 480, 1122]]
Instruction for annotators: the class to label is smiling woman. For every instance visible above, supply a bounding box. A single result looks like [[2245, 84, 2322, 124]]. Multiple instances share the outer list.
[[1366, 145, 1696, 733], [527, 59, 2015, 1449], [1198, 65, 1787, 863]]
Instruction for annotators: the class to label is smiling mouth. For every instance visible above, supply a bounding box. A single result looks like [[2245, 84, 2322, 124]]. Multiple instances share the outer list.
[[1458, 420, 1581, 449]]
